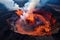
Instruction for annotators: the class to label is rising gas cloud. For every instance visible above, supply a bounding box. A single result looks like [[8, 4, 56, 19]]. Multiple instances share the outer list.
[[24, 0, 40, 12], [21, 0, 49, 20], [20, 0, 40, 20], [0, 0, 20, 10], [0, 0, 49, 11]]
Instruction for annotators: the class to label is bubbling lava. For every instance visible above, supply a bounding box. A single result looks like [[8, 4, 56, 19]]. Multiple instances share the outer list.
[[15, 9, 55, 36]]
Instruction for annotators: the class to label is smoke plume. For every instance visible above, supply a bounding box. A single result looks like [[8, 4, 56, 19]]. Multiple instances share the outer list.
[[24, 0, 40, 12], [20, 0, 40, 20], [21, 0, 49, 20], [0, 0, 20, 10]]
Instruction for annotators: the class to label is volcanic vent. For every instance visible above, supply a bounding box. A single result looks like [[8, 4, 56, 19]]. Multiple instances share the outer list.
[[6, 0, 58, 37], [7, 9, 57, 36]]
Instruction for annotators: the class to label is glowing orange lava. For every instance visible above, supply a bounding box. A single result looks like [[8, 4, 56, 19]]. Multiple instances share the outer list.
[[15, 10, 53, 36]]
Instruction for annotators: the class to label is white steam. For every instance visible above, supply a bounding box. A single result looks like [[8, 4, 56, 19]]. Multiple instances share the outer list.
[[24, 0, 40, 12], [20, 0, 40, 20], [0, 0, 20, 10]]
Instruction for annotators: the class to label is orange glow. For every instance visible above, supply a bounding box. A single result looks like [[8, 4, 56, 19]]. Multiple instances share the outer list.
[[26, 13, 35, 23], [15, 10, 53, 36], [16, 10, 23, 16]]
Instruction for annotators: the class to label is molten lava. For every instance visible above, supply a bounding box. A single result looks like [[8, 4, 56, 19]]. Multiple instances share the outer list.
[[15, 9, 56, 36]]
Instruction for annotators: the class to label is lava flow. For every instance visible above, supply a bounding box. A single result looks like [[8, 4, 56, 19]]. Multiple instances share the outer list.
[[15, 9, 56, 36]]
